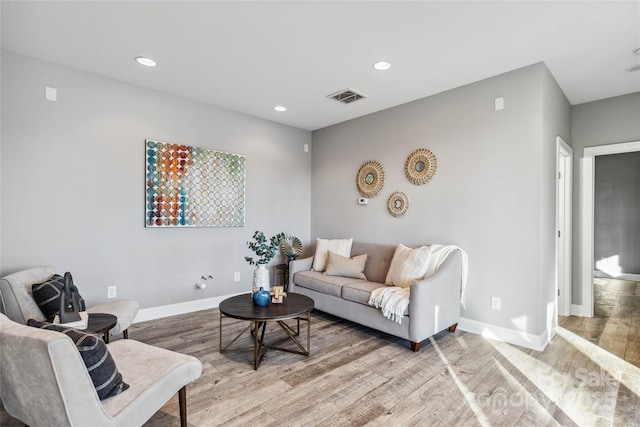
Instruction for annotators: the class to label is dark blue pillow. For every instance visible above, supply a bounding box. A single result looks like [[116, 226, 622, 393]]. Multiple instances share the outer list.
[[27, 319, 129, 400], [32, 274, 86, 322]]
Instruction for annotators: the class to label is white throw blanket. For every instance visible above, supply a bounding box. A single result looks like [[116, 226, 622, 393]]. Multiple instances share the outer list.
[[368, 286, 410, 324], [368, 245, 468, 324]]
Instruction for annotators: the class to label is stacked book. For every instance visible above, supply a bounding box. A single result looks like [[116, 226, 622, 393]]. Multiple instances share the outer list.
[[53, 311, 88, 329]]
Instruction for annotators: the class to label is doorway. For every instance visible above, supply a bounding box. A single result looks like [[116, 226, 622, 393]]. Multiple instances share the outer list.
[[580, 140, 640, 317], [556, 137, 572, 317]]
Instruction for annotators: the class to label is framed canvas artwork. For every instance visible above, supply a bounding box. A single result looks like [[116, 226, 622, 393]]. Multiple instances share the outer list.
[[145, 139, 245, 227]]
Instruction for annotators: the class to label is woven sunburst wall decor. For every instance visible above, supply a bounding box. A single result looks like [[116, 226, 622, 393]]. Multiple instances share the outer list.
[[387, 191, 410, 217], [405, 148, 437, 185], [356, 160, 385, 198]]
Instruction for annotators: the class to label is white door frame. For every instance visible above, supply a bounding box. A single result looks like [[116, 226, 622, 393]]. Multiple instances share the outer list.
[[556, 137, 572, 316], [581, 140, 640, 317]]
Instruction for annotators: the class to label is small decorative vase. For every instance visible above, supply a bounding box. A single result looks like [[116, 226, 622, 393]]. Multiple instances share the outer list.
[[252, 264, 270, 293], [59, 272, 81, 323], [252, 287, 271, 307]]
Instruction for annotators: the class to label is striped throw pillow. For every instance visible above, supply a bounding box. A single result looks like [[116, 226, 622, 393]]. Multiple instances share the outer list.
[[32, 274, 86, 322], [384, 244, 430, 288], [27, 320, 129, 400]]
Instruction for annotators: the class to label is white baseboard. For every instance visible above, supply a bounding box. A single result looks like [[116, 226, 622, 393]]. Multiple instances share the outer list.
[[593, 271, 640, 282], [133, 292, 244, 323], [458, 317, 549, 352], [570, 304, 585, 316]]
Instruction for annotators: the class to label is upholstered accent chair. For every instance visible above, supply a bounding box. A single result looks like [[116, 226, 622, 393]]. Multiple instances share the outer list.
[[0, 265, 139, 339], [0, 313, 203, 427]]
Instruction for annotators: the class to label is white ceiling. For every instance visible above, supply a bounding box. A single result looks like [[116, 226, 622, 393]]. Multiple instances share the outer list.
[[2, 1, 639, 131]]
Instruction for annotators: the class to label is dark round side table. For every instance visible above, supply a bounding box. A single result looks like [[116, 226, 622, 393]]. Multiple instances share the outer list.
[[86, 313, 117, 343]]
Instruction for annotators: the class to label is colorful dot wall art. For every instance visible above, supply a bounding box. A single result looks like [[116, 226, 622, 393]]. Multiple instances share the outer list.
[[145, 139, 246, 227]]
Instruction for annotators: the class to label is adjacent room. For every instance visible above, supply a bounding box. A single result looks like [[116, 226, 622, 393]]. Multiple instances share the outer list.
[[1, 1, 639, 426]]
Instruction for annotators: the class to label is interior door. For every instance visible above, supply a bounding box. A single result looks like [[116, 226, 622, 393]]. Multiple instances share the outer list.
[[556, 137, 572, 317]]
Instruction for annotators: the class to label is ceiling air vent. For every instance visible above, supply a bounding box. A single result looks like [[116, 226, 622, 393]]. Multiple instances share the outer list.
[[327, 88, 368, 104]]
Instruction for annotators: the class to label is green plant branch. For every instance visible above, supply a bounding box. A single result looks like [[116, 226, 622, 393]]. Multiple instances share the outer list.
[[245, 231, 286, 266]]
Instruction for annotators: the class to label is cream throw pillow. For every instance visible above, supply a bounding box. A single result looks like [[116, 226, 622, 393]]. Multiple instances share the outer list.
[[324, 251, 368, 280], [312, 238, 353, 272], [384, 244, 430, 288]]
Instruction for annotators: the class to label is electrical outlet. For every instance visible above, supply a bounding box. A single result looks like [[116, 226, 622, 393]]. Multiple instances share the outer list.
[[234, 272, 240, 282], [107, 286, 117, 299], [491, 296, 501, 310]]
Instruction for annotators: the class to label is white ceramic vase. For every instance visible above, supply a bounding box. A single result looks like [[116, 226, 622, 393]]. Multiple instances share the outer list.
[[253, 264, 270, 293]]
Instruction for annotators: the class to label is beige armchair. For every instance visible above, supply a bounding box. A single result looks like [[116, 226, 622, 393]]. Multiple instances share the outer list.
[[0, 313, 203, 426], [0, 266, 138, 339]]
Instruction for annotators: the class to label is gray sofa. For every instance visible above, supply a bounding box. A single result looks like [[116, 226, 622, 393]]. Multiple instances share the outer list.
[[289, 241, 463, 351]]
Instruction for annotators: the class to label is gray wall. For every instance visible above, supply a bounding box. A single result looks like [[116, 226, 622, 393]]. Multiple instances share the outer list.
[[0, 50, 312, 308], [571, 92, 640, 303], [541, 68, 572, 331], [311, 63, 570, 337], [594, 151, 640, 274], [0, 46, 3, 275]]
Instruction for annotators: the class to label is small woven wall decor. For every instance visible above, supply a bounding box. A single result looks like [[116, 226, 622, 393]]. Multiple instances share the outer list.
[[387, 191, 410, 217], [405, 148, 437, 185], [356, 160, 385, 198]]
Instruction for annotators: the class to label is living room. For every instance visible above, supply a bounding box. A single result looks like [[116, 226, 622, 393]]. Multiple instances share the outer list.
[[1, 1, 639, 426]]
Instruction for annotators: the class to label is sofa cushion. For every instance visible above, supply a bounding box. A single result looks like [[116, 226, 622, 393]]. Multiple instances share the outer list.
[[342, 281, 387, 305], [100, 339, 203, 419], [312, 238, 353, 272], [324, 251, 367, 280], [385, 244, 430, 288], [27, 319, 129, 400], [350, 242, 397, 284], [294, 271, 362, 297]]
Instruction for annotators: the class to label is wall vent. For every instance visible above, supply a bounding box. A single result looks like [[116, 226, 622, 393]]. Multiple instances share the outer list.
[[327, 88, 368, 104]]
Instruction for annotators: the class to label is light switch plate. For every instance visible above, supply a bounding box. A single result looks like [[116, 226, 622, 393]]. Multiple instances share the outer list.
[[45, 86, 57, 102]]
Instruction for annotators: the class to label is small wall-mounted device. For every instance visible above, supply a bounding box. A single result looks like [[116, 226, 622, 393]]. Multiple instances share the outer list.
[[196, 274, 213, 289], [358, 197, 368, 205], [45, 86, 57, 102]]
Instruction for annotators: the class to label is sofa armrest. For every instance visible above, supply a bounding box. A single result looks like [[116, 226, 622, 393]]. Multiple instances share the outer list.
[[408, 250, 462, 341], [288, 256, 314, 292]]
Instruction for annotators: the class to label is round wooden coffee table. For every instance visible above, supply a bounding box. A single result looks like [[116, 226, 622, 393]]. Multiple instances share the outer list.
[[219, 293, 314, 370]]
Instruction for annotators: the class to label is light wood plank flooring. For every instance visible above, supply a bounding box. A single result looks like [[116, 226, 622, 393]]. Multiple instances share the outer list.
[[560, 278, 640, 367], [3, 306, 640, 426]]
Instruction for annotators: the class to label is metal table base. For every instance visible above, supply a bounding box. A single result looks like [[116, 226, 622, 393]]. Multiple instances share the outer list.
[[219, 312, 311, 370]]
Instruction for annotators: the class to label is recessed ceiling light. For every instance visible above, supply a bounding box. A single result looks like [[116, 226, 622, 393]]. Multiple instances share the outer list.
[[627, 64, 640, 73], [373, 61, 391, 71], [135, 56, 156, 67], [274, 105, 287, 112]]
